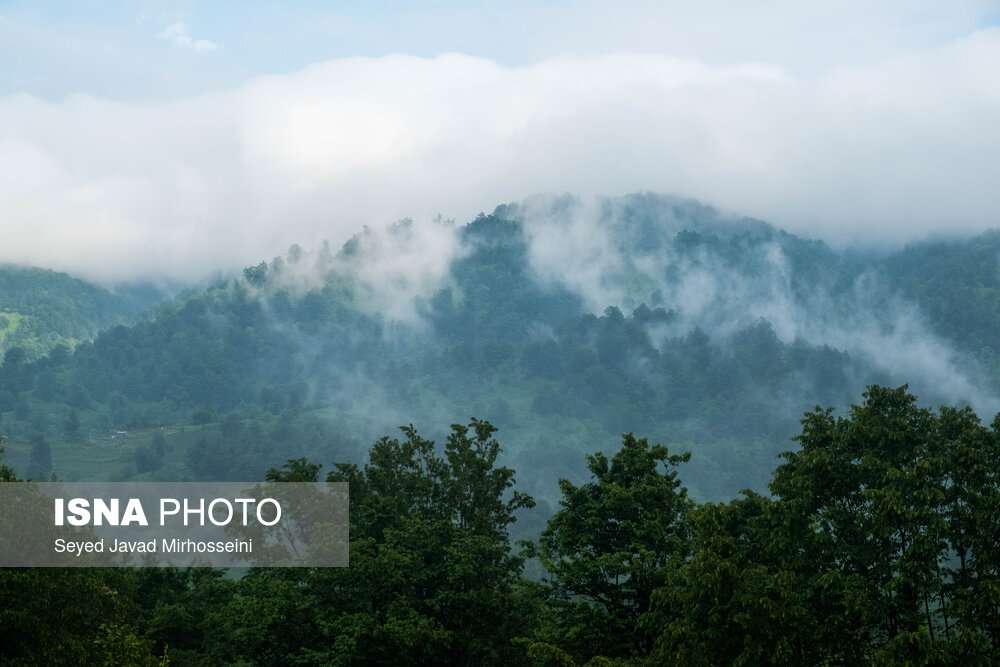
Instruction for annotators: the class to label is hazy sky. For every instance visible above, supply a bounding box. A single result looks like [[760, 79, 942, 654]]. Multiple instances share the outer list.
[[1, 1, 998, 282]]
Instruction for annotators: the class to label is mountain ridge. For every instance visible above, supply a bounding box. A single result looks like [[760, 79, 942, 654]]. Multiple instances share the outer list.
[[1, 193, 998, 503]]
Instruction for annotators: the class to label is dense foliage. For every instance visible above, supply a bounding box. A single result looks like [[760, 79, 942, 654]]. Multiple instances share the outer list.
[[4, 387, 1000, 664], [0, 265, 165, 362], [4, 195, 1000, 662], [9, 194, 990, 499]]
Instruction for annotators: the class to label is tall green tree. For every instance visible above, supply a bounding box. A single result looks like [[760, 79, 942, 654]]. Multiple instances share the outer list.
[[533, 433, 693, 661], [642, 386, 1000, 665], [218, 420, 538, 666], [0, 451, 161, 666], [650, 385, 1000, 664], [645, 492, 829, 666], [769, 386, 948, 659]]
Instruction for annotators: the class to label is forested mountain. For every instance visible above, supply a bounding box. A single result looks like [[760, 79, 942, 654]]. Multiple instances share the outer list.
[[880, 231, 1000, 373], [5, 193, 1000, 664], [0, 264, 169, 362], [1, 193, 998, 502]]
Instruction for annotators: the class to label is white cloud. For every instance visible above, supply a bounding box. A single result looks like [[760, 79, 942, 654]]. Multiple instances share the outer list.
[[0, 30, 998, 283], [157, 23, 217, 53]]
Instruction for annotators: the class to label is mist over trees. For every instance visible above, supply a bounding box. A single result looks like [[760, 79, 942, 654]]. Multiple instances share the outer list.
[[3, 194, 1000, 662], [4, 194, 999, 502]]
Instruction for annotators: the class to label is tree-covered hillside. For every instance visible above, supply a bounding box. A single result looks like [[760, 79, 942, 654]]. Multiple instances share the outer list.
[[0, 264, 168, 362], [4, 194, 1000, 664], [880, 230, 1000, 374], [1, 194, 998, 503]]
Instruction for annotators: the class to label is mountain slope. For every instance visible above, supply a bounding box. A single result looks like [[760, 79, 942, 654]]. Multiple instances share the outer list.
[[1, 194, 997, 503], [0, 264, 168, 362]]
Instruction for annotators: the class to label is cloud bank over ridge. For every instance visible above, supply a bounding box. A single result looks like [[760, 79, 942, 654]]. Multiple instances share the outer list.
[[1, 29, 999, 282]]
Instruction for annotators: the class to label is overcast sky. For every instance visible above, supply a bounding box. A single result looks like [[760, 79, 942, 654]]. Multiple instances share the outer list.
[[1, 1, 998, 283]]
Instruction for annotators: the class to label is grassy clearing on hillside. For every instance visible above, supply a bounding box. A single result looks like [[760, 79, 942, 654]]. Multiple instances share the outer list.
[[0, 311, 24, 345]]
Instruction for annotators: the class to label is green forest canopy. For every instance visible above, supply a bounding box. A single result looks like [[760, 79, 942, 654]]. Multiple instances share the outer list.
[[5, 197, 1000, 506], [3, 385, 1000, 665]]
